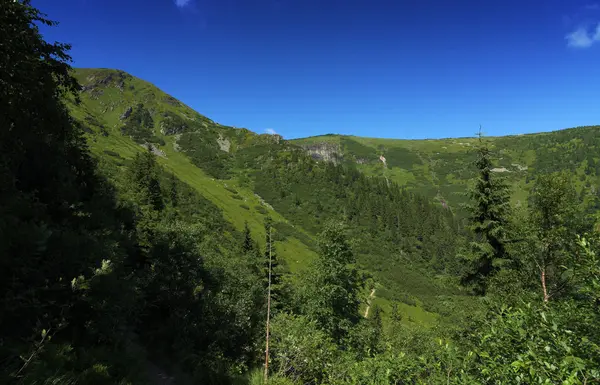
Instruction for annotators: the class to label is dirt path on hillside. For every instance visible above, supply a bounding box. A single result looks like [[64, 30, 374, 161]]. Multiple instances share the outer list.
[[364, 288, 376, 318]]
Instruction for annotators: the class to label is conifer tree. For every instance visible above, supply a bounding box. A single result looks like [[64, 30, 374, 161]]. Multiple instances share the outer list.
[[301, 221, 364, 340], [168, 171, 178, 207], [128, 146, 163, 211], [242, 221, 254, 254], [461, 129, 512, 294]]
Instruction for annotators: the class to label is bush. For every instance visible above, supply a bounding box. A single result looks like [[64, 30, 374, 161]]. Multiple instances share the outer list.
[[150, 136, 166, 146], [255, 205, 268, 215], [121, 103, 154, 143], [239, 204, 250, 210], [103, 150, 121, 158], [224, 186, 238, 194], [178, 132, 232, 179], [270, 314, 338, 384]]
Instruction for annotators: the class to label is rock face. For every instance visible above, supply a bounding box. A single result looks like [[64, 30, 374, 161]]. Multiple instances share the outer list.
[[120, 106, 133, 120], [301, 143, 342, 164], [217, 134, 231, 152], [82, 70, 131, 93], [159, 112, 189, 135], [141, 143, 166, 158], [379, 155, 387, 168], [160, 120, 186, 135]]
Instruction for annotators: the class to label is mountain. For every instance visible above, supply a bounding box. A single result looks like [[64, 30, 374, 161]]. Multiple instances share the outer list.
[[6, 2, 599, 380], [70, 68, 318, 272], [68, 67, 600, 328], [292, 127, 600, 213], [68, 68, 468, 326]]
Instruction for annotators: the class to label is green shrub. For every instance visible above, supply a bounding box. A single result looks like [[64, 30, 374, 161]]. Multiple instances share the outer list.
[[102, 150, 121, 158], [225, 186, 238, 194], [121, 103, 154, 143], [270, 314, 337, 384], [178, 132, 232, 179]]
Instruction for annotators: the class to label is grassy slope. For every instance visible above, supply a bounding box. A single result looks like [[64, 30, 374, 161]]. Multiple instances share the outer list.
[[70, 68, 439, 325], [293, 129, 600, 212], [70, 68, 318, 273]]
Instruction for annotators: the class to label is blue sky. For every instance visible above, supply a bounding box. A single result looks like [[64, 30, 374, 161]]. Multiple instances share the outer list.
[[36, 0, 600, 139]]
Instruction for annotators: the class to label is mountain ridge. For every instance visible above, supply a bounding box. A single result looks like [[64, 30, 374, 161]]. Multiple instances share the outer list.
[[68, 66, 600, 327]]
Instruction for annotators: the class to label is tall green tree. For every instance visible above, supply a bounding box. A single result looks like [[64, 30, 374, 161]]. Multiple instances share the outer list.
[[168, 171, 178, 207], [461, 130, 512, 294], [242, 221, 255, 254], [127, 146, 164, 211], [300, 221, 365, 340], [0, 1, 133, 381], [528, 171, 584, 301]]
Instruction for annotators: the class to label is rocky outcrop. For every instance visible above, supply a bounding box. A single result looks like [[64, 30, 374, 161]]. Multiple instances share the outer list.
[[82, 70, 131, 93], [217, 134, 231, 152], [173, 134, 182, 152], [141, 143, 166, 158], [90, 89, 104, 100], [159, 112, 189, 135], [301, 142, 343, 164], [120, 106, 133, 120]]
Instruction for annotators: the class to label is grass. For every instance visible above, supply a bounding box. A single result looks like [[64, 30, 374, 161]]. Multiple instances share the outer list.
[[72, 68, 318, 272], [293, 128, 600, 212], [75, 67, 600, 331]]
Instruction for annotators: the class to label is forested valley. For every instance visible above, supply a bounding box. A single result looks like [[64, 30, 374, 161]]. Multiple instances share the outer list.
[[1, 2, 600, 384]]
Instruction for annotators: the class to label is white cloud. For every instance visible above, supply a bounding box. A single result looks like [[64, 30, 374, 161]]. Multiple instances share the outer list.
[[265, 128, 277, 135], [566, 23, 600, 48], [174, 0, 191, 7]]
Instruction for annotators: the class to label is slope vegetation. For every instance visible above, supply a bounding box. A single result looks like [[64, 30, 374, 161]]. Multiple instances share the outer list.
[[69, 68, 318, 272], [69, 68, 466, 326], [293, 128, 600, 213]]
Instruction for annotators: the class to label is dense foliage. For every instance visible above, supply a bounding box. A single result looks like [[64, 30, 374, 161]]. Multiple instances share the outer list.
[[1, 3, 264, 383], [2, 2, 600, 384]]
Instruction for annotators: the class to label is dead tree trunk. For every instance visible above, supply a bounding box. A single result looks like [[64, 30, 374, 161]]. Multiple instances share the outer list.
[[264, 227, 272, 383]]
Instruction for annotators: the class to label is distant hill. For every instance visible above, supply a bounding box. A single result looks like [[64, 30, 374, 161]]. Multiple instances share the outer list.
[[292, 127, 600, 212]]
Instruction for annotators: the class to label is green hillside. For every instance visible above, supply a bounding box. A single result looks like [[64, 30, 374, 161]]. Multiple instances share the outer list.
[[292, 128, 600, 213], [69, 67, 457, 326], [69, 68, 319, 272], [5, 4, 600, 384], [71, 66, 600, 364], [69, 67, 600, 325]]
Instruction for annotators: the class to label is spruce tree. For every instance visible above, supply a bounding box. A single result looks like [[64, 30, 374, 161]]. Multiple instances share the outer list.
[[300, 221, 364, 340], [242, 221, 254, 254], [461, 129, 512, 294], [128, 146, 163, 211], [168, 171, 178, 207]]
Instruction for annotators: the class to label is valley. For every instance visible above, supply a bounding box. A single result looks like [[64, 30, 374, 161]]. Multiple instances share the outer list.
[[3, 2, 600, 380]]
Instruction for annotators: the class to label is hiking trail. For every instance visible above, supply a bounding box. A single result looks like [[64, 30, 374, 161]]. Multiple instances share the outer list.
[[364, 288, 376, 318]]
